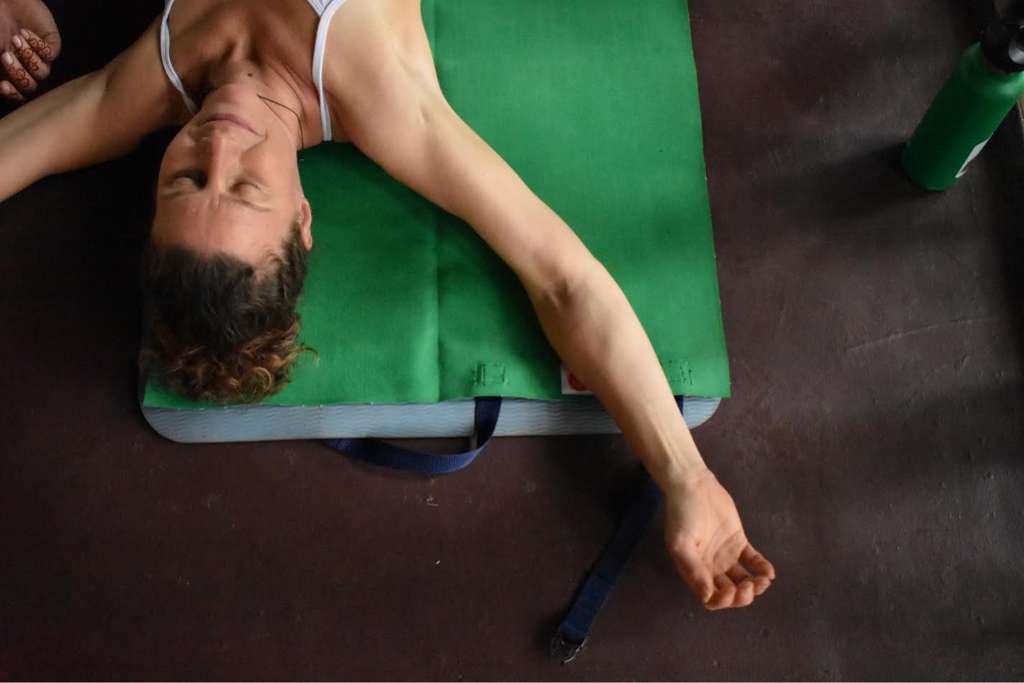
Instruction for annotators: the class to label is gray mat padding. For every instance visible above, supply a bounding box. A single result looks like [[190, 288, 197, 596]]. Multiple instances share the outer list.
[[143, 396, 721, 443]]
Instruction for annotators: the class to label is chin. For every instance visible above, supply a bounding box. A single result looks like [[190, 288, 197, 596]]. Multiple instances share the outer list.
[[200, 83, 262, 111]]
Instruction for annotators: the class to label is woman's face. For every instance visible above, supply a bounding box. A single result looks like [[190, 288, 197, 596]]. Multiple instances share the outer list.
[[151, 83, 313, 267]]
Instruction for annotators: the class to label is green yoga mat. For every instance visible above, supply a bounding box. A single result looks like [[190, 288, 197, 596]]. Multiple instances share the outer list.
[[144, 0, 729, 409]]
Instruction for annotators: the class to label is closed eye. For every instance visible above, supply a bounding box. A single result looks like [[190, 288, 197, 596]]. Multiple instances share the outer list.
[[168, 173, 261, 195], [232, 181, 263, 198], [171, 169, 206, 188]]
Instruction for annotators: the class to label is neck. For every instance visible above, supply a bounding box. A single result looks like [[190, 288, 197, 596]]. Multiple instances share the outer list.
[[178, 6, 324, 149]]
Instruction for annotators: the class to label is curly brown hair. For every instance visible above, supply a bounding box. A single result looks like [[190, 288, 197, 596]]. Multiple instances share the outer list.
[[139, 222, 315, 404]]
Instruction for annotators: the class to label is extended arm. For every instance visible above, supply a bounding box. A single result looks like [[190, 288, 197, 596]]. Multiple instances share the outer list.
[[0, 20, 180, 202], [336, 59, 775, 609]]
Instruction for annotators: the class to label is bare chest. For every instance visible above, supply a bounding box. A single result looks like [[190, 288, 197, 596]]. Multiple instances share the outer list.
[[165, 0, 439, 144]]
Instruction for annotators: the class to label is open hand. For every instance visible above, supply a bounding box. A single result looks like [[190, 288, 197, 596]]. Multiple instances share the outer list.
[[663, 468, 776, 610], [0, 0, 61, 104]]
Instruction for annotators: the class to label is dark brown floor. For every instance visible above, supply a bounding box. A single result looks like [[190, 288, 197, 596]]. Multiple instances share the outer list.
[[2, 1, 1023, 679]]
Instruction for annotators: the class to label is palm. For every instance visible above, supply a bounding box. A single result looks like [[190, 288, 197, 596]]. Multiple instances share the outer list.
[[663, 469, 775, 610]]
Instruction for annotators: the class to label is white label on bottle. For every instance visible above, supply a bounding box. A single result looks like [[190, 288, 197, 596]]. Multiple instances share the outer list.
[[955, 138, 991, 178]]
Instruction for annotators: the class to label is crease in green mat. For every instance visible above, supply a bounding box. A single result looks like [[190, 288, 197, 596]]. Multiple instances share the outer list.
[[143, 0, 731, 409]]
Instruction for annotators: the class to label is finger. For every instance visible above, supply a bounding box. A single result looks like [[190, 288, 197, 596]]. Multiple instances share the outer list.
[[726, 564, 751, 584], [11, 34, 49, 81], [729, 564, 770, 596], [0, 80, 25, 103], [2, 51, 37, 95], [730, 561, 771, 595], [731, 579, 756, 608], [741, 543, 776, 581], [706, 574, 737, 611], [20, 28, 59, 63], [669, 537, 715, 604]]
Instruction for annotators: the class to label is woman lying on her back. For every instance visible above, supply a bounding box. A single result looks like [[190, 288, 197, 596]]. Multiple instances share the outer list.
[[0, 0, 776, 611]]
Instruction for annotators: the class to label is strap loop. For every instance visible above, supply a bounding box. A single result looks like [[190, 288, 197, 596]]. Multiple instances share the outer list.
[[323, 396, 502, 475]]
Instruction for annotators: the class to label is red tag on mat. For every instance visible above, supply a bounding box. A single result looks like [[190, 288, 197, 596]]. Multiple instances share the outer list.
[[560, 365, 593, 395]]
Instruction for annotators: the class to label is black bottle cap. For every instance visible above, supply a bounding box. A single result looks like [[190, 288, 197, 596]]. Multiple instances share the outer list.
[[982, 16, 1024, 73]]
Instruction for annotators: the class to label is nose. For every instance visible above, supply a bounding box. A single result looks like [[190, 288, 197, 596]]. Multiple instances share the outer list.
[[192, 126, 244, 191]]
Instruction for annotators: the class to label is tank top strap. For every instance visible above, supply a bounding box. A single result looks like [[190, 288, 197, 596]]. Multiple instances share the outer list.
[[159, 0, 199, 115], [159, 0, 348, 137], [310, 0, 352, 142]]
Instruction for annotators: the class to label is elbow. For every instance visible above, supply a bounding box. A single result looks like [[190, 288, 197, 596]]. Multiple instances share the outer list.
[[532, 258, 605, 312]]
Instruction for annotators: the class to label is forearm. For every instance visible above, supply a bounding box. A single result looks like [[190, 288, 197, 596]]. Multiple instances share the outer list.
[[0, 70, 108, 201], [529, 255, 709, 490]]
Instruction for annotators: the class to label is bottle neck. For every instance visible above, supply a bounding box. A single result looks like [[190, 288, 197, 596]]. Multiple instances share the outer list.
[[963, 43, 1024, 86]]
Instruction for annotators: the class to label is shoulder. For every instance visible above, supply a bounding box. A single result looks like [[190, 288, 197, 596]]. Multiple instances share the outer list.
[[321, 0, 442, 138], [102, 17, 190, 129]]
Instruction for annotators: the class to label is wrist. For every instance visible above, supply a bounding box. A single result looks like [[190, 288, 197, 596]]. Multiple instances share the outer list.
[[648, 429, 710, 492]]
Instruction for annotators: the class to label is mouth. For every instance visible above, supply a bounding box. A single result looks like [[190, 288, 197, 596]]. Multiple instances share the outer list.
[[199, 114, 260, 136]]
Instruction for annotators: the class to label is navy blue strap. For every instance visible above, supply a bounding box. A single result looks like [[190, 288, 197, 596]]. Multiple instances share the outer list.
[[323, 396, 502, 475], [550, 395, 685, 664], [323, 391, 687, 663]]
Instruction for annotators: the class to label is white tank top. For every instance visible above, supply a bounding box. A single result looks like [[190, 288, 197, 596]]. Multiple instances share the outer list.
[[159, 0, 351, 142]]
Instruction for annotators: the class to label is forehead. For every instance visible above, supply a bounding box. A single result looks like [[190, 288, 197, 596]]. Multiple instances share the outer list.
[[152, 194, 292, 266]]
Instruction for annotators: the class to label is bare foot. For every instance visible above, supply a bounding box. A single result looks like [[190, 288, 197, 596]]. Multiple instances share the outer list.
[[0, 0, 61, 104]]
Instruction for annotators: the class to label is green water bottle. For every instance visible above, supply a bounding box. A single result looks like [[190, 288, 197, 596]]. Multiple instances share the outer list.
[[902, 17, 1024, 190]]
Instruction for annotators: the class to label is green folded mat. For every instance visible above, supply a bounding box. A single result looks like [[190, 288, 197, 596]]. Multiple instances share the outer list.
[[143, 0, 730, 409]]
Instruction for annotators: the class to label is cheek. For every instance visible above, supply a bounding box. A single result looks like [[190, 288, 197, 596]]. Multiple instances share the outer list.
[[158, 142, 186, 182], [254, 154, 301, 193], [159, 122, 200, 175]]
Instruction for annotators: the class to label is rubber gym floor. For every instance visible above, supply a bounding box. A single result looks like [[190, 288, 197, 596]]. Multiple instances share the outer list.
[[1, 0, 1021, 679]]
